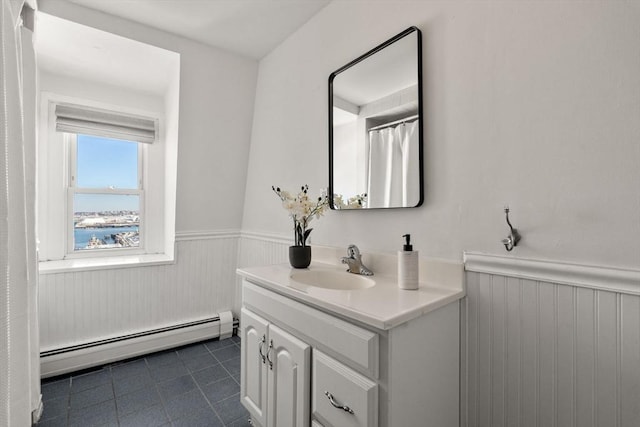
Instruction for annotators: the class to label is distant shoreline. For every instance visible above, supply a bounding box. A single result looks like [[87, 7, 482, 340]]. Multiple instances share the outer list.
[[74, 223, 139, 229]]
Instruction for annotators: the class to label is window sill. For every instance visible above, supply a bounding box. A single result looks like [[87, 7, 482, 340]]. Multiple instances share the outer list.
[[39, 253, 175, 274]]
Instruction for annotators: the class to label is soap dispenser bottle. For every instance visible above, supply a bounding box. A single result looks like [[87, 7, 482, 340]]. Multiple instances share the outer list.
[[398, 234, 419, 290]]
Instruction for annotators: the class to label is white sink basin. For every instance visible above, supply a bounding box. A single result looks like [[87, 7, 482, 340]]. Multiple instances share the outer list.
[[290, 269, 375, 290]]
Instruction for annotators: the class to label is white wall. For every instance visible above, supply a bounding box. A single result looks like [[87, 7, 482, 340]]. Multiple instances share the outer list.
[[241, 4, 640, 425], [242, 1, 640, 271], [37, 1, 258, 351], [39, 0, 258, 233], [39, 71, 163, 111]]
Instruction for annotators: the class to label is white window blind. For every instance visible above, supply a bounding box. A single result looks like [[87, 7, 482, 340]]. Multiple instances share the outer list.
[[55, 103, 157, 144]]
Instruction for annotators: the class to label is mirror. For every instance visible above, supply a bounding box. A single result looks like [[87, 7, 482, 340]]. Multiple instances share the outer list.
[[329, 27, 423, 210]]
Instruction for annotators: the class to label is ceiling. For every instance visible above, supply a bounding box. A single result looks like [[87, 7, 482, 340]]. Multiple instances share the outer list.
[[63, 0, 331, 60], [35, 0, 331, 97]]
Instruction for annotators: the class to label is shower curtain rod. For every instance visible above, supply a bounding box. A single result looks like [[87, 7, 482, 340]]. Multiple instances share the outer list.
[[368, 114, 419, 132]]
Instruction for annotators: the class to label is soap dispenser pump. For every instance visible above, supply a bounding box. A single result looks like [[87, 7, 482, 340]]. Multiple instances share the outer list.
[[398, 234, 419, 290]]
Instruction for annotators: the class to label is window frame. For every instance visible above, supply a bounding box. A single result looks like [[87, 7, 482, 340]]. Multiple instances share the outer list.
[[65, 133, 146, 257], [38, 93, 173, 269]]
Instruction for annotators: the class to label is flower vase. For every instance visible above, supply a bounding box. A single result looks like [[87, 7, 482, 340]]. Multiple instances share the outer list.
[[289, 245, 311, 269]]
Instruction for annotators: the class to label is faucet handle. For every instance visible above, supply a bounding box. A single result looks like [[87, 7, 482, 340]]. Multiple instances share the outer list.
[[346, 244, 361, 258]]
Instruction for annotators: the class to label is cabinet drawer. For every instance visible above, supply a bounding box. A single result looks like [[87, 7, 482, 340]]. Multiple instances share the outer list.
[[243, 280, 379, 377], [312, 350, 378, 427]]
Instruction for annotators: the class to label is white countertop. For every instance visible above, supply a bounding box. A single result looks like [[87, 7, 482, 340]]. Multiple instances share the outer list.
[[237, 255, 465, 330]]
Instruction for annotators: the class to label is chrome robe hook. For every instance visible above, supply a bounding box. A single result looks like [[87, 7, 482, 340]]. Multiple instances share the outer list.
[[501, 207, 521, 251]]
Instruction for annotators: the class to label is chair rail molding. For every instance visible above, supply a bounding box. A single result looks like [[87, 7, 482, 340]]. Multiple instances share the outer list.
[[175, 229, 240, 241], [464, 252, 640, 296], [240, 230, 292, 245]]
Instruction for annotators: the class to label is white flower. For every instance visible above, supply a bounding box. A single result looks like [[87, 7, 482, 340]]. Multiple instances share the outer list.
[[332, 192, 367, 209], [273, 184, 329, 246]]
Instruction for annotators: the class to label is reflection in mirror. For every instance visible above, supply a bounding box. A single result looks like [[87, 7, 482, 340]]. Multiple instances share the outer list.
[[329, 27, 423, 209]]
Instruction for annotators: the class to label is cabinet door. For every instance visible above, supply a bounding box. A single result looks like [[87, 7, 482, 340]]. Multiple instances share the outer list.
[[266, 323, 311, 427], [241, 308, 269, 427]]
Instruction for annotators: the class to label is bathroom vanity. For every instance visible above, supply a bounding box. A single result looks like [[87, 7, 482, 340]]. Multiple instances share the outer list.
[[236, 247, 464, 427]]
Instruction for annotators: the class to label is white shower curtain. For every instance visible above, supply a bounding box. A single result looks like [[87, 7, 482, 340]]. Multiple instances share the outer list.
[[1, 0, 39, 424], [367, 120, 419, 208]]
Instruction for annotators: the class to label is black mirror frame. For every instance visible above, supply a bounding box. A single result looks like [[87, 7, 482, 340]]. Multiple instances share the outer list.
[[328, 26, 423, 210]]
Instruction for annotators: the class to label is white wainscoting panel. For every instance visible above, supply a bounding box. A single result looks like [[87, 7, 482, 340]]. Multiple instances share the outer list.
[[234, 232, 290, 314], [39, 232, 239, 352], [463, 256, 640, 427], [237, 232, 290, 268]]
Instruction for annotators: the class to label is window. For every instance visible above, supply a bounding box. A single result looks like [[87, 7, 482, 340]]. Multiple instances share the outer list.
[[69, 134, 142, 252], [37, 97, 176, 267], [54, 103, 156, 257]]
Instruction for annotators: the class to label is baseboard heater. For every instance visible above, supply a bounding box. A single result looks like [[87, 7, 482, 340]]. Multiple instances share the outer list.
[[40, 311, 237, 378]]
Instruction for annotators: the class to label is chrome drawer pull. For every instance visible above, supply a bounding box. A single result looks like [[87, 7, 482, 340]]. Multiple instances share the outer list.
[[266, 339, 274, 370], [258, 335, 266, 364], [324, 391, 355, 414]]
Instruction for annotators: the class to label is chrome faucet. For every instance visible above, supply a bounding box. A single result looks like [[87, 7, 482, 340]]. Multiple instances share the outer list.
[[341, 244, 373, 276]]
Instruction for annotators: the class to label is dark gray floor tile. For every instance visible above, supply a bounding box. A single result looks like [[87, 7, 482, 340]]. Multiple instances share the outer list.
[[192, 364, 230, 388], [118, 403, 169, 427], [227, 415, 253, 427], [116, 386, 161, 416], [230, 335, 241, 344], [146, 350, 179, 369], [212, 393, 249, 425], [40, 395, 68, 422], [69, 383, 114, 409], [176, 343, 209, 359], [212, 345, 240, 363], [201, 377, 240, 404], [148, 361, 189, 383], [113, 371, 154, 397], [182, 352, 219, 372], [36, 415, 67, 427], [164, 389, 211, 421], [204, 338, 235, 352], [221, 356, 240, 377], [170, 407, 223, 427], [157, 374, 197, 402], [41, 378, 71, 401], [40, 341, 248, 426], [68, 398, 117, 426], [70, 368, 111, 393], [110, 358, 148, 380]]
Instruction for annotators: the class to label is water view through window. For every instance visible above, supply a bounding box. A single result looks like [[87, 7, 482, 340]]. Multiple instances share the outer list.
[[73, 135, 141, 251], [73, 194, 140, 250]]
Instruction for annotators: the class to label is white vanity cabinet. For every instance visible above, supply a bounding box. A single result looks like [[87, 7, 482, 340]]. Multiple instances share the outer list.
[[239, 275, 461, 427]]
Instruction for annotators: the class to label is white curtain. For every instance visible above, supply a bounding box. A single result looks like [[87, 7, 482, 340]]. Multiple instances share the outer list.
[[400, 120, 419, 206], [367, 120, 419, 208], [1, 0, 39, 425]]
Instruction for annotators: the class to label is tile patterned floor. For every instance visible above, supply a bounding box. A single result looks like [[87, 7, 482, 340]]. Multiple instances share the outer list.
[[38, 335, 250, 426]]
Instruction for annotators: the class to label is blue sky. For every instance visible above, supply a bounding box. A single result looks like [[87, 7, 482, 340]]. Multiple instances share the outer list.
[[74, 135, 140, 213]]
